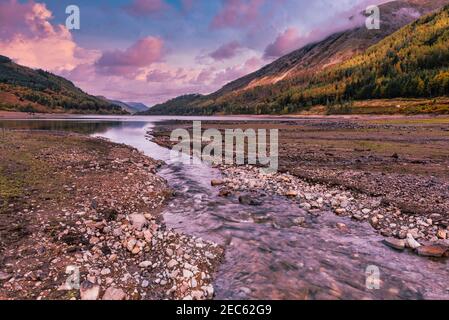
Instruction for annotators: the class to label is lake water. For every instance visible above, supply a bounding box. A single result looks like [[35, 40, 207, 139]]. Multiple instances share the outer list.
[[1, 116, 448, 300]]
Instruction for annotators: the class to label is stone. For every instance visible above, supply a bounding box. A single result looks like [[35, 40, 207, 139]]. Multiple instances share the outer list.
[[285, 190, 298, 197], [362, 208, 371, 214], [293, 217, 305, 226], [204, 284, 214, 298], [142, 280, 149, 288], [336, 223, 348, 232], [383, 238, 405, 251], [139, 261, 152, 268], [126, 238, 137, 252], [183, 269, 194, 279], [437, 229, 447, 240], [167, 259, 178, 268], [129, 214, 147, 231], [80, 281, 100, 300], [102, 287, 126, 300], [132, 246, 141, 255], [100, 268, 111, 275], [211, 179, 224, 186], [417, 245, 448, 258], [143, 230, 153, 243], [335, 208, 346, 215], [370, 216, 379, 227], [239, 195, 262, 206], [301, 203, 312, 210], [406, 233, 421, 250], [0, 271, 12, 281]]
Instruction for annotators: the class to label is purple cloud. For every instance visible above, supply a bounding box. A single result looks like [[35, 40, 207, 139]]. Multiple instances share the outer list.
[[209, 41, 242, 61], [96, 37, 165, 77], [125, 0, 169, 17]]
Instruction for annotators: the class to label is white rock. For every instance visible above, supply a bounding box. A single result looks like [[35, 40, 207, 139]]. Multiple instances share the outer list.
[[167, 259, 178, 268], [183, 269, 194, 279], [129, 214, 147, 231], [126, 238, 137, 252], [80, 281, 100, 300], [406, 233, 421, 249], [102, 287, 126, 300], [139, 261, 152, 268], [100, 268, 111, 275]]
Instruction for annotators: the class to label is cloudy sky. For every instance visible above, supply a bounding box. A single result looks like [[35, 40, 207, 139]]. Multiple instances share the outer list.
[[0, 0, 384, 105]]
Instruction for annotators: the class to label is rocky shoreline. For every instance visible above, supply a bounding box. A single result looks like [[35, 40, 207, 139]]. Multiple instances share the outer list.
[[212, 165, 449, 258], [149, 117, 449, 260], [0, 131, 223, 300]]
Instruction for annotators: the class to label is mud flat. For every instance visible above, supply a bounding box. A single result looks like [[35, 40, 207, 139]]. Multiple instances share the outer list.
[[0, 131, 223, 300]]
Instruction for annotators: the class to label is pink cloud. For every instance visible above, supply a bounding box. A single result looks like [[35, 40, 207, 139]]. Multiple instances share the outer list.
[[264, 27, 303, 58], [125, 0, 169, 17], [0, 1, 99, 73], [209, 41, 242, 61], [146, 67, 188, 82], [213, 56, 263, 84], [211, 0, 265, 29], [96, 37, 165, 77]]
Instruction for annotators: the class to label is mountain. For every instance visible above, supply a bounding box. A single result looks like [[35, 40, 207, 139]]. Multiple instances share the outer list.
[[0, 56, 127, 114], [125, 102, 149, 113], [97, 98, 149, 114], [137, 94, 201, 115], [144, 0, 449, 115]]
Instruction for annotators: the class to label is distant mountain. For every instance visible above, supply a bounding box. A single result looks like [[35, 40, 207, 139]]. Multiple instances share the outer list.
[[144, 0, 449, 115], [0, 55, 127, 114], [138, 94, 201, 115], [125, 102, 149, 113], [97, 98, 148, 114]]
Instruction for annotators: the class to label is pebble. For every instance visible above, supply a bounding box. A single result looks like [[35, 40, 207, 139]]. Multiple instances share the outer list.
[[129, 214, 147, 231], [102, 287, 126, 300], [383, 238, 405, 251], [80, 281, 100, 300]]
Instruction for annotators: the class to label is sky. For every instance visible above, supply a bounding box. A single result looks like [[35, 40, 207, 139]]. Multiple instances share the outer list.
[[0, 0, 385, 105]]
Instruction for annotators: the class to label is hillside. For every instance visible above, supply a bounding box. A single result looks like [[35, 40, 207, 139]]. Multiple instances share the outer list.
[[0, 56, 127, 114], [145, 0, 449, 115]]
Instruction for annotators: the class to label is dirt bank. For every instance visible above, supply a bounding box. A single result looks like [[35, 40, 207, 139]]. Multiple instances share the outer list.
[[0, 131, 223, 300]]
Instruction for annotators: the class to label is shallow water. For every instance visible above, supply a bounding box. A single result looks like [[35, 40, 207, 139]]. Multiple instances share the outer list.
[[1, 116, 448, 300]]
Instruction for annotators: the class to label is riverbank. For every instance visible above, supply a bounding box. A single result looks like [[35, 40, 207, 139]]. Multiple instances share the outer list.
[[149, 116, 449, 256], [0, 131, 223, 300]]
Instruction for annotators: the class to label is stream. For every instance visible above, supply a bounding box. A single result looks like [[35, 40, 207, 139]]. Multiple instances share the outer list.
[[1, 116, 448, 300]]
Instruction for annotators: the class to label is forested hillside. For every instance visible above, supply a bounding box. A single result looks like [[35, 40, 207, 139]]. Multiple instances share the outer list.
[[0, 56, 126, 114], [145, 2, 449, 115]]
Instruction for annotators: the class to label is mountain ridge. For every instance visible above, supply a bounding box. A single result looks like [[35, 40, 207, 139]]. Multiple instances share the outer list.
[[0, 56, 127, 115], [144, 0, 449, 115]]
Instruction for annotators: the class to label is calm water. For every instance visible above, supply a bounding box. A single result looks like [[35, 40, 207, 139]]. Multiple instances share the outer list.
[[1, 116, 448, 300]]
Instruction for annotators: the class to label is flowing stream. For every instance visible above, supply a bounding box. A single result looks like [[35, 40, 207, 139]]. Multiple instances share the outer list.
[[1, 116, 448, 300]]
